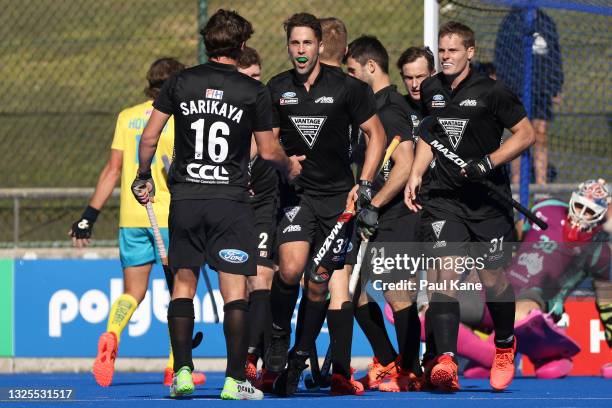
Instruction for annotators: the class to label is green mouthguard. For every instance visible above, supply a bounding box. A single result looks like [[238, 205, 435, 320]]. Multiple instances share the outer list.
[[296, 57, 309, 63]]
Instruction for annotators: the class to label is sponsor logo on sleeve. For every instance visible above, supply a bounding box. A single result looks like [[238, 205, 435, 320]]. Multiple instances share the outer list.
[[205, 88, 224, 100], [218, 249, 249, 264]]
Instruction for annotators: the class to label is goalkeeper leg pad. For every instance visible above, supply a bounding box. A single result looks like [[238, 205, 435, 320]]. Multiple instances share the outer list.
[[514, 310, 580, 361]]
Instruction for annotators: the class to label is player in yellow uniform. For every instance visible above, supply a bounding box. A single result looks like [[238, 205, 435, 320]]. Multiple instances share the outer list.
[[68, 58, 204, 387]]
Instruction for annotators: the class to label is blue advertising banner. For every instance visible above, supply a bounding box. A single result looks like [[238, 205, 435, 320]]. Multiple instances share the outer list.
[[13, 259, 388, 357]]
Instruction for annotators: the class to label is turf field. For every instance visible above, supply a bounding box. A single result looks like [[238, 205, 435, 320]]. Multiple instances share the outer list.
[[1, 372, 611, 407]]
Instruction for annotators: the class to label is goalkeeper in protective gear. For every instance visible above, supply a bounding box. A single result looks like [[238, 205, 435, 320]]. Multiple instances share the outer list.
[[457, 179, 611, 379], [68, 58, 205, 388]]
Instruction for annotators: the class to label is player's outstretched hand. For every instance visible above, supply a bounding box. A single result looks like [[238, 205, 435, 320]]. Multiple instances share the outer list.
[[131, 170, 155, 205], [461, 155, 493, 180], [404, 174, 422, 212], [356, 204, 379, 240], [286, 155, 305, 182], [68, 206, 99, 248]]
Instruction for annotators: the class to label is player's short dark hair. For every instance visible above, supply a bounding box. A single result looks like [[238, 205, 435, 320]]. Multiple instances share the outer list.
[[237, 46, 262, 69], [396, 46, 435, 73], [200, 9, 254, 60], [319, 17, 347, 63], [345, 35, 389, 74], [145, 57, 185, 99], [438, 21, 475, 49], [284, 13, 322, 42]]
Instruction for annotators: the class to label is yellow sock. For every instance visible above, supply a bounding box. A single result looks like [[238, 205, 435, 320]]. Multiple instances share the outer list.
[[167, 337, 174, 369], [107, 293, 138, 343]]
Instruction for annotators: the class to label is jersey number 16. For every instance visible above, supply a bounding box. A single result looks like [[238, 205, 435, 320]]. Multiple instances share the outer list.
[[191, 119, 229, 162]]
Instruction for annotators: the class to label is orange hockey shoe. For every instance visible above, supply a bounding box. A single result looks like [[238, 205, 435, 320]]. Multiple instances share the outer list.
[[430, 354, 460, 392], [93, 332, 118, 387], [356, 357, 398, 390], [331, 373, 365, 396], [490, 339, 516, 391]]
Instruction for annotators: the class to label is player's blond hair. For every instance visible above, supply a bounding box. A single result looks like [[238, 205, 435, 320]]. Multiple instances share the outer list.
[[319, 17, 347, 64]]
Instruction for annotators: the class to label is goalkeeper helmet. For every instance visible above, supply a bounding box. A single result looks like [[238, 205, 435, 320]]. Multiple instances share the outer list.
[[564, 179, 611, 242]]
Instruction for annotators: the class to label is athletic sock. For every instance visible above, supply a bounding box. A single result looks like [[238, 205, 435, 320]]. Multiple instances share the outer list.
[[168, 298, 195, 372], [107, 293, 138, 343], [293, 299, 328, 355], [354, 302, 397, 366], [429, 292, 460, 357], [424, 305, 437, 358], [328, 302, 354, 378], [485, 285, 516, 348], [224, 299, 249, 381], [247, 290, 272, 355], [270, 272, 300, 333], [393, 304, 422, 374], [167, 332, 174, 369]]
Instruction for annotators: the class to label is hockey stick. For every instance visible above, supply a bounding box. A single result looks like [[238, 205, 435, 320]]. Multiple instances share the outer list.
[[418, 116, 548, 230], [307, 242, 368, 389], [144, 201, 204, 349], [307, 135, 402, 388]]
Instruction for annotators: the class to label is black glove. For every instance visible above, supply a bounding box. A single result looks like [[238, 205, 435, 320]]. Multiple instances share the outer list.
[[463, 155, 494, 180], [70, 205, 100, 239], [356, 180, 373, 211], [131, 169, 155, 204], [356, 204, 379, 240]]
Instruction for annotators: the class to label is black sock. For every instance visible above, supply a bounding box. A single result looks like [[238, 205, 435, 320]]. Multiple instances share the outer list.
[[168, 298, 195, 372], [223, 299, 249, 381], [293, 299, 328, 356], [270, 272, 300, 333], [354, 302, 396, 366], [424, 305, 437, 359], [393, 304, 422, 374], [328, 302, 354, 378], [429, 292, 460, 357], [247, 290, 272, 356], [486, 285, 516, 348]]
